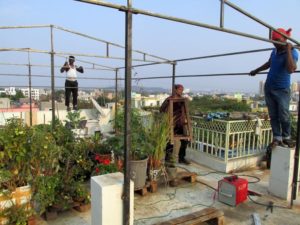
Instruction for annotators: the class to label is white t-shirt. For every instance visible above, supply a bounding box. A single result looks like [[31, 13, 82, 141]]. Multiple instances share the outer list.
[[66, 64, 77, 80]]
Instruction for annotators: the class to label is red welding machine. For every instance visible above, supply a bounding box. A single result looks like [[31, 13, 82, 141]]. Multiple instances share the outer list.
[[218, 175, 248, 206]]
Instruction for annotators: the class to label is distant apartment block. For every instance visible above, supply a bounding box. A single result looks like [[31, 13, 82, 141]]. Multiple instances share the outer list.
[[259, 80, 265, 96], [21, 88, 40, 100], [132, 93, 169, 108], [291, 82, 298, 93], [5, 87, 16, 96]]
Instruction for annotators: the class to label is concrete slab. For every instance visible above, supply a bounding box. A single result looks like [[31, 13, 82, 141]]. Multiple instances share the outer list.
[[36, 162, 300, 225]]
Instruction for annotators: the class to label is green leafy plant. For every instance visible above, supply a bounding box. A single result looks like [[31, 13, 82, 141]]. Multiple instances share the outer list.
[[146, 113, 170, 170], [0, 118, 31, 190], [114, 108, 150, 160], [33, 175, 60, 215]]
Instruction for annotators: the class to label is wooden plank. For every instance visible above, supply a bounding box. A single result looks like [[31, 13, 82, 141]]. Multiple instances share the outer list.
[[153, 207, 224, 225]]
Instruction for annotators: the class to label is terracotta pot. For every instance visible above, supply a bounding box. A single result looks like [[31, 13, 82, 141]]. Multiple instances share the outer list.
[[27, 216, 36, 225], [116, 159, 124, 171], [74, 203, 91, 212]]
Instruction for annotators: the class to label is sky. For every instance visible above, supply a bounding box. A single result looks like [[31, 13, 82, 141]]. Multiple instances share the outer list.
[[0, 0, 299, 93]]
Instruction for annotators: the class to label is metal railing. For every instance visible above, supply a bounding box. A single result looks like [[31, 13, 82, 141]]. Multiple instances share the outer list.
[[190, 116, 272, 163]]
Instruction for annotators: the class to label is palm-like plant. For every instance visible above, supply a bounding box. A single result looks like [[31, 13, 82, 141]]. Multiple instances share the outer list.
[[146, 113, 170, 171]]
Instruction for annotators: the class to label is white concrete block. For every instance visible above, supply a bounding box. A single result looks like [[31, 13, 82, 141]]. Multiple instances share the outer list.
[[269, 146, 295, 201], [91, 172, 134, 225]]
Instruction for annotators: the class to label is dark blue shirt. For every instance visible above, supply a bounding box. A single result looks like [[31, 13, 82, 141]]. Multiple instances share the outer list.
[[265, 48, 298, 89]]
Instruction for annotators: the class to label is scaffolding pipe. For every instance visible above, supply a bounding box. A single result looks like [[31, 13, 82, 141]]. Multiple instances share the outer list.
[[27, 51, 32, 126], [291, 89, 300, 205], [0, 62, 114, 71], [123, 0, 132, 224], [220, 0, 224, 28], [130, 70, 299, 80], [224, 0, 300, 46], [53, 25, 169, 61], [50, 25, 56, 129], [0, 48, 163, 63], [74, 0, 300, 49], [115, 69, 118, 132], [0, 25, 51, 29], [172, 63, 176, 95], [0, 73, 117, 80]]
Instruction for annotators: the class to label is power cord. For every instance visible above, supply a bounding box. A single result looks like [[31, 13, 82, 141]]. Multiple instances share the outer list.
[[134, 183, 215, 222], [248, 195, 290, 210]]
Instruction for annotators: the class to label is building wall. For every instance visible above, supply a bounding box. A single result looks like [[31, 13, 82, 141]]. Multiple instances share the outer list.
[[0, 98, 10, 109]]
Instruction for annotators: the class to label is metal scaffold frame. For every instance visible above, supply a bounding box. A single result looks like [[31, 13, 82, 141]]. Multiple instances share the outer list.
[[1, 0, 300, 223]]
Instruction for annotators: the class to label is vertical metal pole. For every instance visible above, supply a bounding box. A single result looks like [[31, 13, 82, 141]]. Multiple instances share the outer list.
[[50, 25, 55, 129], [220, 0, 224, 28], [291, 90, 300, 205], [115, 69, 118, 132], [123, 1, 132, 225], [27, 51, 32, 126], [172, 63, 176, 95]]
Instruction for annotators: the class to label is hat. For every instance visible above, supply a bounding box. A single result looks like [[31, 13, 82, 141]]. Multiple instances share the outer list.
[[69, 55, 75, 60], [271, 28, 292, 41], [175, 84, 184, 89]]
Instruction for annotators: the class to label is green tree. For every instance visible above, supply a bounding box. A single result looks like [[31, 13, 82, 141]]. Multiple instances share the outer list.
[[189, 95, 251, 115], [11, 90, 25, 101]]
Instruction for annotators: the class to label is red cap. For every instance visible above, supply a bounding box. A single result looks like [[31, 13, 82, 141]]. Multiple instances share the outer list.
[[271, 28, 292, 41]]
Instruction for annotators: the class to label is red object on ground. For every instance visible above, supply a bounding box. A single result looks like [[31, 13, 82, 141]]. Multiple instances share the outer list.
[[218, 175, 248, 206]]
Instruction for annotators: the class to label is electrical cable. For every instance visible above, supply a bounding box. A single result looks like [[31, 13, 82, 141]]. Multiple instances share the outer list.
[[134, 182, 216, 222], [177, 165, 261, 184], [248, 195, 290, 209]]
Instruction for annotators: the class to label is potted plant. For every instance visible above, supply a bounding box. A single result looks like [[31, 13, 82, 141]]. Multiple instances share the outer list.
[[72, 182, 91, 212], [0, 119, 35, 224], [145, 113, 170, 181], [114, 109, 150, 190]]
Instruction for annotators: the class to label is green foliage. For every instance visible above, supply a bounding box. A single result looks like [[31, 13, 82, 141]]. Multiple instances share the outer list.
[[0, 203, 32, 225], [291, 115, 297, 140], [146, 113, 170, 169], [114, 108, 149, 160], [10, 90, 25, 102], [0, 118, 31, 190], [33, 175, 61, 215], [65, 111, 85, 129], [189, 95, 251, 115]]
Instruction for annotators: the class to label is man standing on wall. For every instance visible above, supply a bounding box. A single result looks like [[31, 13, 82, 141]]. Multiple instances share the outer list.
[[250, 28, 298, 148], [60, 56, 84, 111]]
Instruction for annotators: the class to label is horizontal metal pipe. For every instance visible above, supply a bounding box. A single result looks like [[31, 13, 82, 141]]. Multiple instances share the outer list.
[[0, 48, 162, 63], [224, 0, 300, 46], [0, 62, 115, 71], [75, 0, 300, 47], [0, 85, 116, 89], [0, 25, 51, 29], [175, 48, 273, 62], [55, 55, 116, 70], [118, 47, 272, 69], [54, 25, 169, 61], [131, 70, 300, 80], [0, 73, 117, 80]]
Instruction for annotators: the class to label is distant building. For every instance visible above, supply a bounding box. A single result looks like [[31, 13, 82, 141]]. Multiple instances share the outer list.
[[259, 80, 265, 96], [291, 82, 298, 93], [21, 88, 40, 100], [5, 87, 16, 96], [132, 93, 169, 108], [0, 98, 10, 109], [289, 102, 298, 112], [78, 90, 90, 101]]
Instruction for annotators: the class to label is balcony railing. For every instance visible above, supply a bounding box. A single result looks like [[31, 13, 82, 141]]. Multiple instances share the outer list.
[[190, 116, 272, 163]]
